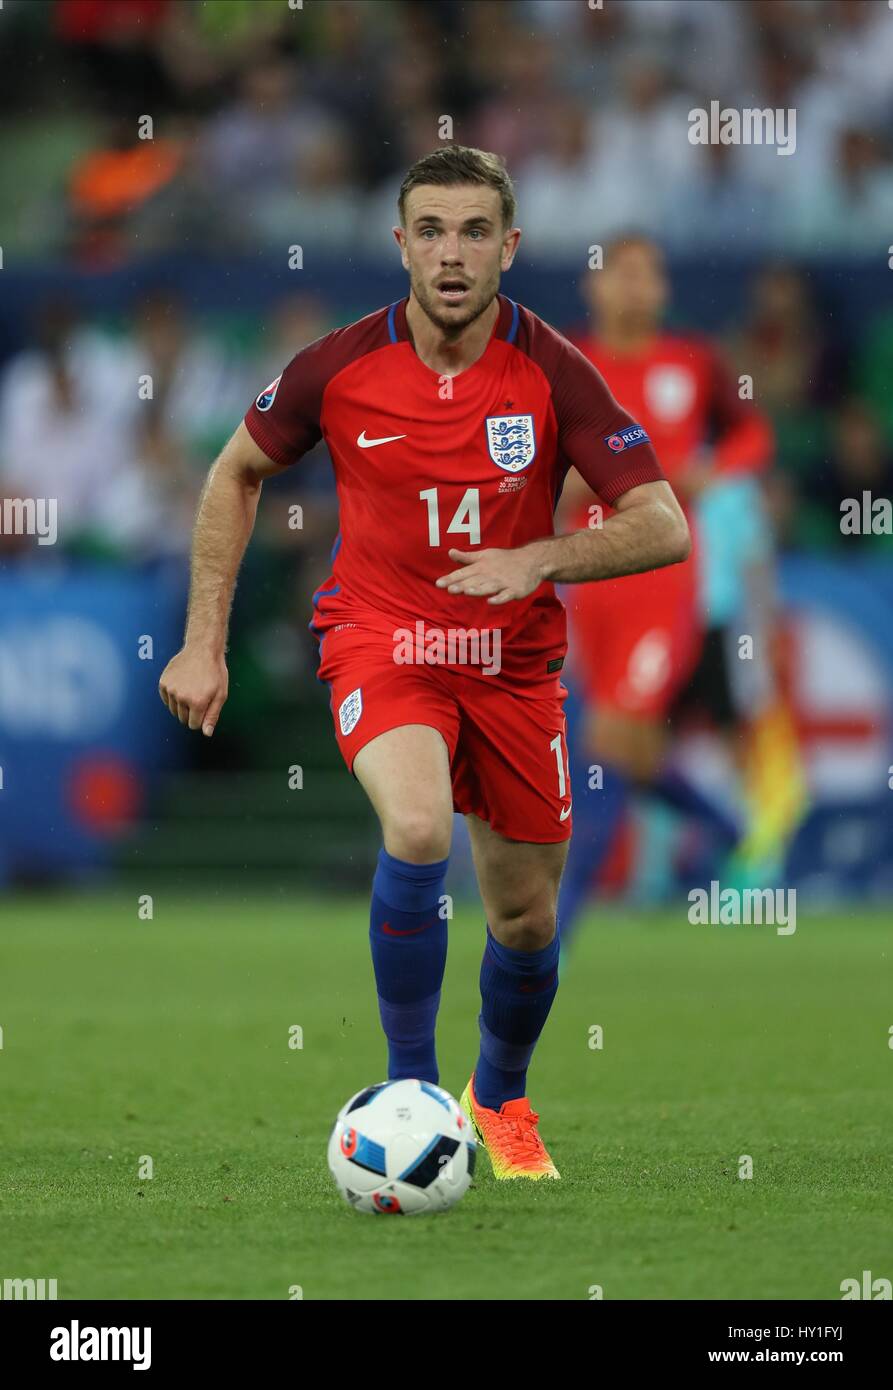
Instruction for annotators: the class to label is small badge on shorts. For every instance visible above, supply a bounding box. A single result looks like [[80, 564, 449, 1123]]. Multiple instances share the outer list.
[[546, 656, 564, 673], [339, 687, 363, 736]]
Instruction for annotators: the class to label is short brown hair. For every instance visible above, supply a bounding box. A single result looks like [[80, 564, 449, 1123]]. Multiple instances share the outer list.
[[398, 145, 516, 228]]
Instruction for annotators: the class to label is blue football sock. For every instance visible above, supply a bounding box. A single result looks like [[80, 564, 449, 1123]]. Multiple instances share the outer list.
[[369, 848, 449, 1084], [474, 925, 560, 1110], [557, 761, 628, 948]]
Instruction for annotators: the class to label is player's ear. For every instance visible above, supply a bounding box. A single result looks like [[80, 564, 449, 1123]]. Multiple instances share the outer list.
[[393, 225, 410, 268], [501, 227, 521, 272]]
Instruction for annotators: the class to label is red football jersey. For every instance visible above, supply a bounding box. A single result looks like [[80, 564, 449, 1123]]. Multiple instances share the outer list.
[[566, 331, 772, 530], [244, 294, 664, 694]]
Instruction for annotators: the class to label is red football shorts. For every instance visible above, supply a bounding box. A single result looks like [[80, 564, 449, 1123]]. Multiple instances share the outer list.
[[564, 558, 702, 718], [316, 624, 572, 842]]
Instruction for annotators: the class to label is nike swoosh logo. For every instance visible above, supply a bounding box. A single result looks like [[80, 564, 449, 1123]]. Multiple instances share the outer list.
[[560, 803, 572, 821], [380, 920, 434, 937], [356, 431, 407, 449]]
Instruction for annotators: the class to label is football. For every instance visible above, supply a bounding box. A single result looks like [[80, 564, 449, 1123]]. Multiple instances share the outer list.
[[327, 1078, 477, 1215]]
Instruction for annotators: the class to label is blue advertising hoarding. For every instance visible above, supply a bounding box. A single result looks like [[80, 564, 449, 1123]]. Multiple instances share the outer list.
[[0, 559, 184, 884]]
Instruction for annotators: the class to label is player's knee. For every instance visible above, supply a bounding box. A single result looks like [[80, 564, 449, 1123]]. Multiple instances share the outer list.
[[383, 809, 452, 865], [491, 905, 557, 953]]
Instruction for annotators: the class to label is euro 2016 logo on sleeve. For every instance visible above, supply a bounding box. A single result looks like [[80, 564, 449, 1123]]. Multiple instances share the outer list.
[[485, 414, 536, 473], [256, 373, 282, 412]]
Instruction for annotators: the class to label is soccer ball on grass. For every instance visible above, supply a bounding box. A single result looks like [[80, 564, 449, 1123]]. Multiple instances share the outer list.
[[327, 1078, 477, 1215]]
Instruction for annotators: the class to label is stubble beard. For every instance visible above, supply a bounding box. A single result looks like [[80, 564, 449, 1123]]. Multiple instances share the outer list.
[[410, 267, 499, 340]]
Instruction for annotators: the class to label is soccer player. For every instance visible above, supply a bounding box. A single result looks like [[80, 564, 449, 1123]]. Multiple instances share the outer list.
[[158, 148, 689, 1180], [556, 233, 773, 939]]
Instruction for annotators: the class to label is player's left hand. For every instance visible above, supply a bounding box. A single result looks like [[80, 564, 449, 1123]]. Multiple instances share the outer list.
[[435, 546, 544, 605]]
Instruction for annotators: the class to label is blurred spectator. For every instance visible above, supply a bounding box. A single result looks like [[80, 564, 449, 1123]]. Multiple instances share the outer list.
[[157, 0, 294, 105], [467, 26, 558, 175], [513, 98, 610, 257], [67, 113, 183, 266], [813, 0, 893, 126], [254, 127, 361, 252], [782, 126, 893, 255], [0, 297, 166, 558], [855, 312, 893, 452], [590, 53, 699, 200], [0, 290, 247, 561], [3, 0, 893, 262], [618, 0, 759, 102], [373, 35, 461, 183], [129, 287, 248, 475], [199, 54, 342, 201], [810, 399, 893, 551], [128, 116, 246, 256], [740, 35, 828, 204], [54, 0, 174, 117], [726, 265, 843, 500], [302, 0, 397, 187], [727, 265, 838, 415], [663, 138, 778, 254]]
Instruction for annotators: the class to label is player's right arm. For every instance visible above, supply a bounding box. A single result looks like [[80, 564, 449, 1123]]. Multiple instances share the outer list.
[[158, 422, 290, 736], [159, 314, 366, 734]]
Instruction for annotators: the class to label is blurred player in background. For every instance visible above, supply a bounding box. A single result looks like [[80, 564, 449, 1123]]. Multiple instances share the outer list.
[[556, 234, 775, 943], [157, 149, 690, 1182]]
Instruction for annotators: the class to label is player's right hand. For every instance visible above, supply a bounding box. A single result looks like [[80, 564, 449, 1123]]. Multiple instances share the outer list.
[[158, 646, 229, 737]]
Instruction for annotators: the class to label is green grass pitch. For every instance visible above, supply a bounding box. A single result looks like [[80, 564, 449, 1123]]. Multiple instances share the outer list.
[[1, 894, 891, 1300]]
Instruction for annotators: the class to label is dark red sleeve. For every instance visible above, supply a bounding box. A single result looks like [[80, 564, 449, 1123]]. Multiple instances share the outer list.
[[707, 347, 774, 477], [243, 334, 330, 467], [520, 309, 666, 504], [243, 308, 392, 467]]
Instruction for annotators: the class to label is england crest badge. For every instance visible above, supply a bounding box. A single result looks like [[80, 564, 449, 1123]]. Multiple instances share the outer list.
[[339, 687, 363, 736], [485, 414, 536, 473]]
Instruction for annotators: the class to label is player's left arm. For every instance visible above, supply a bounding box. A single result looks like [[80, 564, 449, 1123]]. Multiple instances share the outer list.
[[437, 329, 688, 603], [436, 480, 688, 604]]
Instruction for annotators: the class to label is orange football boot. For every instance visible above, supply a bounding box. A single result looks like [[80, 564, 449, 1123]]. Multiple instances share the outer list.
[[459, 1072, 560, 1179]]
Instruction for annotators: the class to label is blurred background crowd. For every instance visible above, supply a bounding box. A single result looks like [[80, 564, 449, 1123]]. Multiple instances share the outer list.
[[1, 0, 892, 895], [1, 1, 891, 557], [3, 0, 893, 262]]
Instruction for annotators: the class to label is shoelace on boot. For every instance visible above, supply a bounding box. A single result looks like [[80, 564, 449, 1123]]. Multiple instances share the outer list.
[[501, 1109, 547, 1160]]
